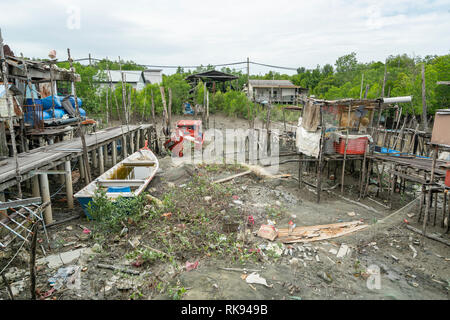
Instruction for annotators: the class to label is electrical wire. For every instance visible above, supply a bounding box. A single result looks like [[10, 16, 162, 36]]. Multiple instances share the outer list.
[[52, 56, 299, 71]]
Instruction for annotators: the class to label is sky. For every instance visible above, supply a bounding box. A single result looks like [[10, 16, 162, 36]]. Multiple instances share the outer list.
[[1, 0, 449, 75]]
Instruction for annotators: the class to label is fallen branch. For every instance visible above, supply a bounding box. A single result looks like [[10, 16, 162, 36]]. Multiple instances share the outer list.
[[212, 170, 252, 184], [218, 267, 262, 273], [404, 225, 450, 247], [45, 215, 81, 228], [96, 263, 141, 275]]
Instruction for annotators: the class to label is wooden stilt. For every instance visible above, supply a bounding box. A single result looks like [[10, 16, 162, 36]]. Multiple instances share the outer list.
[[65, 160, 74, 209], [92, 149, 98, 169], [39, 173, 52, 225], [112, 140, 117, 165], [98, 145, 104, 175], [135, 129, 140, 150], [31, 175, 40, 198], [298, 154, 303, 188], [79, 156, 85, 181], [442, 191, 447, 228], [29, 222, 37, 300], [422, 145, 438, 236], [103, 144, 108, 168]]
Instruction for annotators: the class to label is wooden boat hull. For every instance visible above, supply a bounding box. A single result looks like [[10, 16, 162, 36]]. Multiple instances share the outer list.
[[74, 149, 159, 219]]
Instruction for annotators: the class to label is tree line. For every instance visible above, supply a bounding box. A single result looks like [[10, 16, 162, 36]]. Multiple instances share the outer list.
[[55, 52, 449, 124]]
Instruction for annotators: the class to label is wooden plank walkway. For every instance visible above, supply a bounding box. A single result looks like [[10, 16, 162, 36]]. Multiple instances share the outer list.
[[0, 124, 152, 192]]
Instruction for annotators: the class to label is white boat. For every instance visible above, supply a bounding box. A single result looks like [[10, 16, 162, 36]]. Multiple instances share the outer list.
[[74, 148, 159, 217]]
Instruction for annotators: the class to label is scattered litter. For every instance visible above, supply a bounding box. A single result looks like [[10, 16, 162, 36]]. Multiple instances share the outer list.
[[289, 296, 302, 300], [240, 274, 248, 280], [204, 196, 212, 202], [119, 227, 128, 236], [245, 272, 272, 287], [277, 221, 367, 243], [265, 242, 283, 256], [48, 265, 80, 290], [257, 225, 278, 241], [336, 244, 349, 258], [185, 261, 199, 271], [317, 271, 332, 283], [66, 226, 73, 231], [347, 211, 356, 217], [92, 243, 102, 253], [233, 200, 243, 205], [391, 255, 399, 262], [38, 248, 93, 269], [329, 248, 338, 255], [162, 212, 172, 219], [409, 244, 417, 258], [315, 255, 320, 262], [407, 213, 415, 218], [82, 228, 91, 234]]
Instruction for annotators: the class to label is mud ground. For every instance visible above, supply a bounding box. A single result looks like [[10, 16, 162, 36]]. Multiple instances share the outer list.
[[0, 114, 449, 300]]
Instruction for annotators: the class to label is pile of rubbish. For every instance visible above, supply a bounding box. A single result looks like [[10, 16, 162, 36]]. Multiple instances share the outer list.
[[24, 95, 87, 126]]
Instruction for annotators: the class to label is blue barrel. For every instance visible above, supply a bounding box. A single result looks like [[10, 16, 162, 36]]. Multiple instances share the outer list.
[[78, 107, 87, 117], [69, 96, 83, 108], [41, 95, 63, 110]]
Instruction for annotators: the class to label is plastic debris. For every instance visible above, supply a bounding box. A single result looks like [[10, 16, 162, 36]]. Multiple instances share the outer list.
[[185, 261, 199, 271], [245, 272, 272, 287], [257, 225, 278, 241]]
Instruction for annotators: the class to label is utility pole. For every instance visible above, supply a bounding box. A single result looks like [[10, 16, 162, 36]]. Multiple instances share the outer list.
[[381, 61, 387, 98], [67, 48, 91, 184], [0, 28, 22, 198], [421, 63, 428, 131], [359, 73, 364, 99]]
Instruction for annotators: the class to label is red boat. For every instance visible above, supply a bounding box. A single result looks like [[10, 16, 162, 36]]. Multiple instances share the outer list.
[[164, 120, 204, 157]]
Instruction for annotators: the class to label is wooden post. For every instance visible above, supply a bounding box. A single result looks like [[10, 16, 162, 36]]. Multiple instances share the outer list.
[[65, 160, 74, 209], [29, 222, 37, 300], [98, 146, 104, 174], [341, 104, 352, 194], [31, 175, 40, 198], [0, 29, 22, 198], [298, 153, 303, 188], [92, 149, 98, 169], [78, 156, 85, 181], [421, 63, 428, 131], [123, 135, 127, 159], [67, 49, 91, 184], [39, 173, 52, 224], [112, 140, 117, 165], [422, 145, 438, 236], [160, 86, 169, 138], [103, 144, 108, 168], [359, 140, 368, 199], [168, 87, 172, 132], [130, 132, 135, 153], [317, 110, 325, 203], [135, 128, 140, 151]]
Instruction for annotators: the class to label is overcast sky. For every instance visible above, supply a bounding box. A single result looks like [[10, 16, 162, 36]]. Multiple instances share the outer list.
[[1, 0, 449, 75]]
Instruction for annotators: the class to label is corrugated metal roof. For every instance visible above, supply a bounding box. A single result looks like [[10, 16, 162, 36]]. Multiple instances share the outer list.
[[95, 70, 144, 83], [249, 80, 296, 87]]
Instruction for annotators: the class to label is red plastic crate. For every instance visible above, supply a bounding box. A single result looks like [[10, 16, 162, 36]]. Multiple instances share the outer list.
[[445, 169, 450, 187], [334, 137, 368, 155]]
